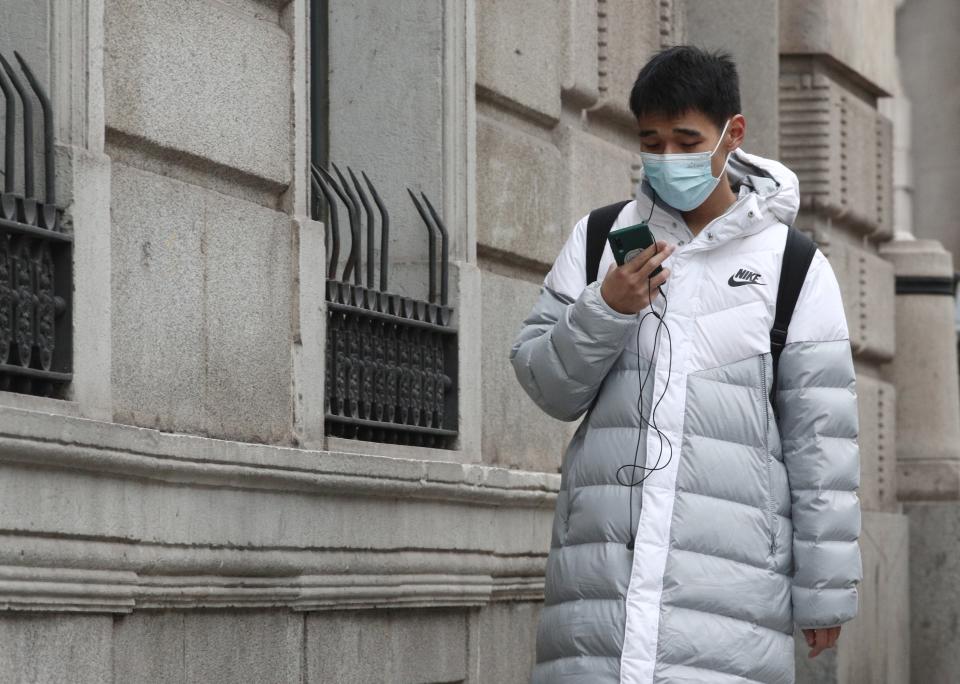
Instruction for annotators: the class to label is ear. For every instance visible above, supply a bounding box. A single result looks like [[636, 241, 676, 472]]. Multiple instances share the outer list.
[[727, 114, 746, 151]]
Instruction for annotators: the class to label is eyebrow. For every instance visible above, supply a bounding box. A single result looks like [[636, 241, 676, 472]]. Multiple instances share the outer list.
[[638, 127, 704, 137]]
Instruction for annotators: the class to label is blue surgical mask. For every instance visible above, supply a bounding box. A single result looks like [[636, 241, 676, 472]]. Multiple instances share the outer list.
[[639, 119, 732, 211]]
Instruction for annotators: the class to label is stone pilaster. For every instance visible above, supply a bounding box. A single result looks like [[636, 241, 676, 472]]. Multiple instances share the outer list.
[[880, 244, 960, 502]]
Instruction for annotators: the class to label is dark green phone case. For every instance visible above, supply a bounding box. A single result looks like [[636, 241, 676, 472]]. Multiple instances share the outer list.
[[607, 221, 664, 276]]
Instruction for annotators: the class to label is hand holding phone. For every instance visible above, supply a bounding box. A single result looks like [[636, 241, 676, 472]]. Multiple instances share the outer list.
[[600, 222, 674, 315], [608, 221, 663, 276]]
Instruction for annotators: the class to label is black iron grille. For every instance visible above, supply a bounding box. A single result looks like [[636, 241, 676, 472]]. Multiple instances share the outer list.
[[312, 163, 457, 449], [0, 51, 72, 397]]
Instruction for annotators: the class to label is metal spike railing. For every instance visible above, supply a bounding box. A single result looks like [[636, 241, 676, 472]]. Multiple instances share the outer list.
[[310, 162, 456, 448]]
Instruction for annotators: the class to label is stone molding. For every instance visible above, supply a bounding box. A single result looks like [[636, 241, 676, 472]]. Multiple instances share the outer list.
[[0, 406, 558, 613], [0, 563, 544, 614]]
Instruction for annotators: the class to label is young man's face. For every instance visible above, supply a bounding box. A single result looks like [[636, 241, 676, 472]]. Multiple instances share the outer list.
[[636, 110, 746, 179]]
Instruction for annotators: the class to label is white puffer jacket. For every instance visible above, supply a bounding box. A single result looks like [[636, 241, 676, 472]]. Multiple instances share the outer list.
[[510, 149, 863, 684]]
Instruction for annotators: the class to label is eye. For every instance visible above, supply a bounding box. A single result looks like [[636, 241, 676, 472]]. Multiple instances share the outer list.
[[680, 142, 699, 149]]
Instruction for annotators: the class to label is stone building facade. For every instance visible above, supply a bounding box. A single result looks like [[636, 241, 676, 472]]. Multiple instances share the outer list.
[[0, 0, 955, 682]]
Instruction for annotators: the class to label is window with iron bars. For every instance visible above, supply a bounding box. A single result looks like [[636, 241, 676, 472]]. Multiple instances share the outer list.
[[310, 1, 458, 449], [0, 51, 72, 399]]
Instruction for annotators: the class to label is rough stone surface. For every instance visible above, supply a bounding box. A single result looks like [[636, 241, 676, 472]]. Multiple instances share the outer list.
[[304, 608, 468, 683], [291, 217, 326, 450], [685, 0, 780, 159], [476, 601, 542, 682], [476, 114, 564, 266], [843, 510, 910, 683], [904, 501, 960, 684], [780, 0, 896, 96], [113, 610, 303, 683], [476, 0, 562, 123], [62, 147, 115, 420], [481, 269, 579, 472], [103, 0, 291, 188], [110, 163, 294, 443], [0, 614, 112, 683], [557, 124, 639, 232], [0, 602, 547, 683]]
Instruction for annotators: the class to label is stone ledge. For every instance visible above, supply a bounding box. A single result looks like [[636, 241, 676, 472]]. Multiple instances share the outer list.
[[0, 406, 557, 614], [0, 392, 82, 419], [0, 406, 560, 506]]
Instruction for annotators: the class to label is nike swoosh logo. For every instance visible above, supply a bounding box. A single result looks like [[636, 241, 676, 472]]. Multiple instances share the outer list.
[[728, 276, 763, 287]]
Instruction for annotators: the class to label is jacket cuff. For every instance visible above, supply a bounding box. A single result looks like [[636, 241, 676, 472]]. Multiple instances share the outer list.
[[792, 584, 859, 630], [568, 280, 639, 340]]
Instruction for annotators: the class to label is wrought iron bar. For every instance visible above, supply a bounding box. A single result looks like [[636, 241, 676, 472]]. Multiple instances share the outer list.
[[15, 51, 57, 230], [347, 166, 375, 290], [420, 192, 449, 308], [0, 57, 14, 202], [316, 164, 360, 284], [361, 170, 389, 293], [0, 53, 34, 224], [407, 188, 437, 304], [310, 167, 340, 279], [331, 162, 363, 286]]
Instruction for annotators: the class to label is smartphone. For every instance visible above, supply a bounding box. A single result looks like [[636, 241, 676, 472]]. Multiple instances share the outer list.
[[608, 221, 664, 277]]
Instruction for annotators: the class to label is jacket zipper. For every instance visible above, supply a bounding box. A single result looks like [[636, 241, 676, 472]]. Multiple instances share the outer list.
[[759, 354, 776, 557]]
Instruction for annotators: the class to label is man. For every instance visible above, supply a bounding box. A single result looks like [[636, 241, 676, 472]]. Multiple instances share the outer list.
[[509, 46, 862, 684]]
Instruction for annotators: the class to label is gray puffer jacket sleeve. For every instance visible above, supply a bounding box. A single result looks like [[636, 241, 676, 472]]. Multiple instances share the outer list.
[[509, 276, 638, 422], [775, 249, 863, 630]]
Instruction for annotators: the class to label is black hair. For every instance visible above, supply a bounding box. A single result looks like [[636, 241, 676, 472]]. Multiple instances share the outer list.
[[628, 45, 741, 131]]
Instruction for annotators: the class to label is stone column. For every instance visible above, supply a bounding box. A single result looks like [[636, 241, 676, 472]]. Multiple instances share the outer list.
[[880, 239, 960, 501], [888, 0, 960, 680]]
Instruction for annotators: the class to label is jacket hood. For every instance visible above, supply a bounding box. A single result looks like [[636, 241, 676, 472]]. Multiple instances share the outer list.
[[634, 148, 800, 228], [725, 148, 800, 226]]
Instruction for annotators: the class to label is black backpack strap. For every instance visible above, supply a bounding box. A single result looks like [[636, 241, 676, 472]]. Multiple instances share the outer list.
[[770, 226, 818, 417], [585, 200, 632, 286]]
